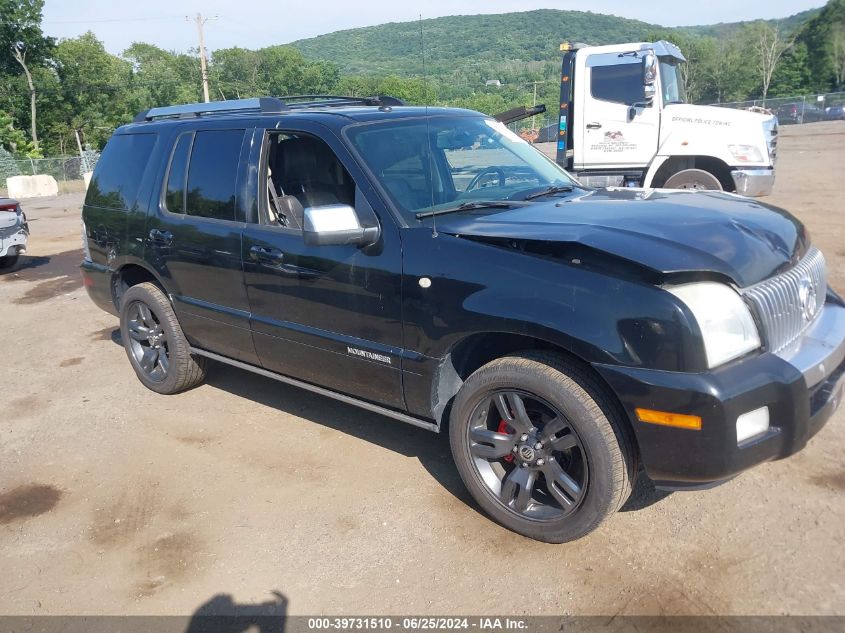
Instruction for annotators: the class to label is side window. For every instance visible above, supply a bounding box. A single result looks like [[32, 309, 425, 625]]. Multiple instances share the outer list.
[[590, 60, 644, 105], [164, 132, 192, 214], [185, 129, 244, 221], [263, 131, 356, 228], [86, 133, 156, 210]]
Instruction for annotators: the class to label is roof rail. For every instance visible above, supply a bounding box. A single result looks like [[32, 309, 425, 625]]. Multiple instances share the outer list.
[[133, 97, 287, 123], [281, 94, 406, 108]]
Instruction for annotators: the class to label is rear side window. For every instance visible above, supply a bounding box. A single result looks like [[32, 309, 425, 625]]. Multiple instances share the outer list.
[[164, 133, 192, 214], [184, 129, 244, 221], [87, 134, 156, 210], [590, 61, 644, 105]]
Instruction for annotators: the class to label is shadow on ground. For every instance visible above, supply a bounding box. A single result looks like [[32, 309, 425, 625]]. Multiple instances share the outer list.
[[96, 327, 671, 517], [185, 591, 287, 633]]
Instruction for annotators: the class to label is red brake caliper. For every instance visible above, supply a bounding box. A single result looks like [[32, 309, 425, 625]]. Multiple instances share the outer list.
[[497, 420, 515, 462]]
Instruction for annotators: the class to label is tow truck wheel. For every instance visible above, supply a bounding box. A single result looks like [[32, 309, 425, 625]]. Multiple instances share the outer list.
[[449, 352, 637, 543], [0, 254, 20, 272], [664, 168, 722, 191]]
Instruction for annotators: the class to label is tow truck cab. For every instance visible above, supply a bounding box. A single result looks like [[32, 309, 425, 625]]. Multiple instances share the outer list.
[[554, 41, 778, 196]]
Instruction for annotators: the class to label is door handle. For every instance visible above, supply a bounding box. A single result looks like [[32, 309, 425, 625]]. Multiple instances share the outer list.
[[249, 245, 284, 264], [586, 122, 602, 129], [148, 228, 173, 246]]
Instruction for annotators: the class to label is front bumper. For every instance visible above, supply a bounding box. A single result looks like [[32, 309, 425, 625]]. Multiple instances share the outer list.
[[594, 298, 845, 489], [731, 167, 775, 197]]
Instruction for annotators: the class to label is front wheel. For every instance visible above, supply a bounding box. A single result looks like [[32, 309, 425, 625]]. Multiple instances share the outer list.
[[449, 353, 637, 543], [663, 168, 722, 191]]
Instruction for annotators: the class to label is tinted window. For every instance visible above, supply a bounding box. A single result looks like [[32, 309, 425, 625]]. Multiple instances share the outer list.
[[164, 133, 192, 214], [185, 129, 244, 221], [86, 133, 156, 210], [591, 62, 644, 105]]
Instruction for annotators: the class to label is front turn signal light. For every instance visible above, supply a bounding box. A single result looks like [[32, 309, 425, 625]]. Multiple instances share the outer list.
[[635, 408, 702, 431]]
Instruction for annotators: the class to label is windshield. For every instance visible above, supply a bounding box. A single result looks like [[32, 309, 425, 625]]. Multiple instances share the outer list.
[[659, 57, 686, 105], [347, 115, 579, 222]]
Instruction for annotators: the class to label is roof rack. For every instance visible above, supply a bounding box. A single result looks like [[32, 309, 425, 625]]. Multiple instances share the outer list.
[[281, 94, 406, 108], [134, 97, 286, 122], [133, 94, 406, 123]]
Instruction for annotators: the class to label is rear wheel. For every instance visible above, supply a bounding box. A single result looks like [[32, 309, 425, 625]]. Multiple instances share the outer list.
[[120, 282, 206, 394], [449, 353, 636, 543], [664, 168, 722, 191], [0, 254, 20, 272]]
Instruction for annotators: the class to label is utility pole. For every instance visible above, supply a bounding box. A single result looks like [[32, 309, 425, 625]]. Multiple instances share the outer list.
[[187, 13, 217, 103], [530, 81, 542, 131]]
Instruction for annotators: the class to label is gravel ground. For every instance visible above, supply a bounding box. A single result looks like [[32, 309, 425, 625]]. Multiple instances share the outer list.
[[1, 121, 843, 617]]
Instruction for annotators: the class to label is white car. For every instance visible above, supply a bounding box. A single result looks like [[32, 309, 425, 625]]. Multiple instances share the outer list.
[[0, 197, 28, 271]]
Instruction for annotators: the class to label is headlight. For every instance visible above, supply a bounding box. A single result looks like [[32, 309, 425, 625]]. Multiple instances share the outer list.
[[668, 282, 760, 368], [728, 144, 764, 163]]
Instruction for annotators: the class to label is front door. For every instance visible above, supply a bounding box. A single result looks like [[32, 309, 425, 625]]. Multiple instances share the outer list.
[[576, 51, 660, 170], [241, 125, 405, 409]]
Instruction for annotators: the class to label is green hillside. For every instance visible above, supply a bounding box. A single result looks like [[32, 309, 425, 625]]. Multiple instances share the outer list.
[[291, 10, 658, 75], [681, 7, 822, 38], [290, 7, 824, 76]]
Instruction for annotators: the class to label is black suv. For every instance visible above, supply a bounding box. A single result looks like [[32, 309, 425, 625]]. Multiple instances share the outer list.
[[81, 96, 845, 543]]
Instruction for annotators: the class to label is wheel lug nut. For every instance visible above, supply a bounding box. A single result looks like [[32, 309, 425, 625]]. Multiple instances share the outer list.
[[537, 458, 545, 466], [521, 462, 528, 468], [535, 442, 543, 449], [520, 434, 529, 442], [512, 446, 518, 453]]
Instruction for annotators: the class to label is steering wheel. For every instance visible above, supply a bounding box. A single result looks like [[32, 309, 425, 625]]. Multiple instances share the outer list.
[[466, 167, 506, 192]]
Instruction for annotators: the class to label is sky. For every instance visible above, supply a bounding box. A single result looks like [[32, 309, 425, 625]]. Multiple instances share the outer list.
[[41, 0, 827, 55]]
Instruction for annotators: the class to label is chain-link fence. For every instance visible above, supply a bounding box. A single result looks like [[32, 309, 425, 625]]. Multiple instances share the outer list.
[[708, 92, 845, 124], [1, 152, 101, 195], [13, 153, 100, 180]]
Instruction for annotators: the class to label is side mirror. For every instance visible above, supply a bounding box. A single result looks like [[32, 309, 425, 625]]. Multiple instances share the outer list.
[[642, 52, 657, 88], [302, 204, 379, 247]]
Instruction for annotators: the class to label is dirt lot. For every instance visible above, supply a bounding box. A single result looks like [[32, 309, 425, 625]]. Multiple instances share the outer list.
[[1, 121, 844, 617]]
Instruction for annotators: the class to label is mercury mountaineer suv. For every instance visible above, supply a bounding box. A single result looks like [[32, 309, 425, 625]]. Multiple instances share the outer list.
[[81, 96, 845, 543]]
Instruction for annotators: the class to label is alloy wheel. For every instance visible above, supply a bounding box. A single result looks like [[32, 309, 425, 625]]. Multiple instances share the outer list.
[[125, 301, 170, 382], [467, 389, 588, 521]]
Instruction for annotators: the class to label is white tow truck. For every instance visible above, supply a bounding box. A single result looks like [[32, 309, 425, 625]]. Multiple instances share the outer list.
[[550, 40, 778, 196]]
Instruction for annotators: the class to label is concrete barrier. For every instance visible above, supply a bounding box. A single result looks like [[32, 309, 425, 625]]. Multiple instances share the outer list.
[[6, 175, 59, 199]]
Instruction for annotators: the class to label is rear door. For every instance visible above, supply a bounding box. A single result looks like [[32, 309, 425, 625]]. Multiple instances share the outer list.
[[240, 122, 405, 409], [576, 51, 660, 170], [146, 124, 258, 364]]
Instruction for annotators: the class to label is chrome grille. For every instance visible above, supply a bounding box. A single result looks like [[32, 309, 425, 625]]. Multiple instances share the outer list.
[[743, 247, 826, 354]]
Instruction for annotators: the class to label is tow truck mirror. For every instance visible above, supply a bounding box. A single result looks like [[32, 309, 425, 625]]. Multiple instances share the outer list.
[[642, 52, 657, 87], [302, 204, 379, 247]]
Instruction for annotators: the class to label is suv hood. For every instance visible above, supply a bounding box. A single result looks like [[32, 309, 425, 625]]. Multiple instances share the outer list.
[[435, 188, 807, 288]]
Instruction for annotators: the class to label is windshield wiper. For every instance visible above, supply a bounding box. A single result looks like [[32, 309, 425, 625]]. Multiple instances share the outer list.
[[522, 185, 574, 201], [415, 201, 517, 219]]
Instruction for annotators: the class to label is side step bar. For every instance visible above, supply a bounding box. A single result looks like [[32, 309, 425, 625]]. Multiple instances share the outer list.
[[189, 347, 440, 433]]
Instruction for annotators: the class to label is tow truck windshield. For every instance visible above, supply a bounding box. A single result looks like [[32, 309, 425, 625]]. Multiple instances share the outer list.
[[348, 115, 579, 222]]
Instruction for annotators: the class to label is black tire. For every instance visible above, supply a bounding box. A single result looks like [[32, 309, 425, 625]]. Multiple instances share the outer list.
[[119, 282, 207, 394], [449, 352, 637, 543], [0, 254, 20, 272], [663, 168, 722, 191]]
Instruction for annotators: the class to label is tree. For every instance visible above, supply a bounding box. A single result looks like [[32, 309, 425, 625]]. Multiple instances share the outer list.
[[831, 27, 845, 90], [0, 0, 53, 153], [746, 21, 794, 101]]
